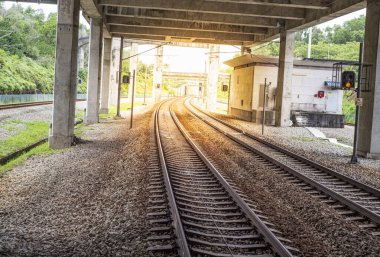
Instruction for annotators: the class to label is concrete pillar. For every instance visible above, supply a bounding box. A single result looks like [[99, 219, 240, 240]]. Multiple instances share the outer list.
[[99, 38, 112, 114], [153, 46, 163, 102], [275, 30, 295, 127], [78, 46, 85, 69], [129, 43, 138, 102], [85, 18, 103, 124], [206, 44, 220, 111], [358, 0, 380, 159], [48, 0, 80, 149], [109, 37, 121, 107]]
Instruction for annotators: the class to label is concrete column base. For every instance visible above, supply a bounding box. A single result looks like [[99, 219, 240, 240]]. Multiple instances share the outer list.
[[84, 115, 99, 125], [275, 30, 295, 127], [358, 151, 380, 160], [48, 135, 73, 149], [85, 18, 102, 125], [49, 0, 80, 149], [99, 108, 109, 114]]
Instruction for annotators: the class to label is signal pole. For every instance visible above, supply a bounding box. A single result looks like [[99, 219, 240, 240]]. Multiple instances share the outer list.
[[351, 42, 364, 164], [130, 70, 136, 129], [116, 37, 124, 117]]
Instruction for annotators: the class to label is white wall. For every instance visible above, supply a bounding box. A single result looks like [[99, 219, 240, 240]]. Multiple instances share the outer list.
[[252, 66, 278, 110], [291, 67, 342, 114], [249, 65, 343, 114]]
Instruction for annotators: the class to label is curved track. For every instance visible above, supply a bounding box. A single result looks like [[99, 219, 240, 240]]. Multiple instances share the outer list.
[[185, 98, 380, 236], [152, 99, 297, 257]]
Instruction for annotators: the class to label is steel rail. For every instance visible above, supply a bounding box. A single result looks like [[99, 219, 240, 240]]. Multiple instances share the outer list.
[[0, 99, 86, 110], [0, 101, 53, 110], [186, 98, 380, 227], [169, 99, 295, 257], [154, 100, 191, 257]]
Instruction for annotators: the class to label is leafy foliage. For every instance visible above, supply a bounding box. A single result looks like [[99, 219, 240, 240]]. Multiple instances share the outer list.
[[0, 48, 53, 93], [254, 15, 366, 61], [0, 3, 89, 94], [119, 49, 155, 97]]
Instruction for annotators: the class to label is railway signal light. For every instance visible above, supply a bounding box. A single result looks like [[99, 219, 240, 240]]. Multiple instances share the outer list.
[[122, 75, 130, 84], [341, 71, 355, 90]]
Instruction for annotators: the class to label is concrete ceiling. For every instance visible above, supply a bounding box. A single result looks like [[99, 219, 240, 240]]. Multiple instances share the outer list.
[[96, 0, 367, 46], [9, 0, 367, 46]]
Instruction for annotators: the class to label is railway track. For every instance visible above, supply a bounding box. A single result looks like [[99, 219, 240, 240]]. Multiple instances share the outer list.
[[185, 98, 380, 236], [0, 99, 85, 110], [148, 99, 297, 257], [0, 101, 53, 110]]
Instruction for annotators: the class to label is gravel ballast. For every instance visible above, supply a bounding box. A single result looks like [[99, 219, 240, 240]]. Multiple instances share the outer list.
[[175, 99, 380, 257], [0, 105, 155, 256], [0, 102, 86, 140], [193, 100, 380, 190]]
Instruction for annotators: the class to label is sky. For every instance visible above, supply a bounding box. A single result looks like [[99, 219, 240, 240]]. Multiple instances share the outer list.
[[2, 1, 367, 73]]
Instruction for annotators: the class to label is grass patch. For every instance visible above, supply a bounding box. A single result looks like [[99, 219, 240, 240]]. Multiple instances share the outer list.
[[99, 100, 151, 119], [75, 109, 85, 120], [0, 142, 53, 173], [0, 116, 88, 173], [0, 120, 49, 157], [0, 121, 86, 174], [74, 123, 86, 137], [0, 120, 25, 132], [342, 91, 356, 124]]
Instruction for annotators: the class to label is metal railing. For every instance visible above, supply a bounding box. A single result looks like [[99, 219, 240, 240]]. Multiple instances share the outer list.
[[0, 94, 87, 105]]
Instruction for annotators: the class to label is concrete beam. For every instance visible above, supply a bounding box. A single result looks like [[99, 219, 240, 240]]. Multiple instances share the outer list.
[[358, 0, 380, 159], [287, 0, 366, 31], [106, 8, 279, 28], [255, 0, 366, 45], [275, 29, 294, 127], [106, 15, 268, 35], [111, 33, 248, 45], [2, 0, 332, 10], [49, 0, 80, 149], [99, 0, 305, 20], [110, 25, 256, 42], [80, 0, 102, 18], [85, 18, 103, 124], [203, 0, 331, 9], [122, 40, 209, 48], [100, 38, 112, 114], [5, 0, 57, 3], [112, 33, 166, 42]]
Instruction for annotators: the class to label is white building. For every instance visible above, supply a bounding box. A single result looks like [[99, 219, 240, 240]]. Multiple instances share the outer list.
[[224, 55, 344, 128]]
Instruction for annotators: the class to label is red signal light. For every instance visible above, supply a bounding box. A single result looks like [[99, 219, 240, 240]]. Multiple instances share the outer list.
[[341, 71, 356, 90]]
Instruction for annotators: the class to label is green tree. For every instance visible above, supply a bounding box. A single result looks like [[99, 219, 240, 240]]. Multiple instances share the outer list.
[[0, 4, 89, 95]]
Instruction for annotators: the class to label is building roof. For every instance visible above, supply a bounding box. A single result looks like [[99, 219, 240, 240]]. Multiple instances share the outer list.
[[223, 54, 340, 69]]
